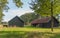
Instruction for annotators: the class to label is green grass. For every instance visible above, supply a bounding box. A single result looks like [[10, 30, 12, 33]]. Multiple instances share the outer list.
[[0, 27, 60, 38], [1, 27, 60, 33]]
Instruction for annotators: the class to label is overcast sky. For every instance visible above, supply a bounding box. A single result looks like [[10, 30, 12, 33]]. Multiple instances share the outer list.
[[3, 0, 33, 22]]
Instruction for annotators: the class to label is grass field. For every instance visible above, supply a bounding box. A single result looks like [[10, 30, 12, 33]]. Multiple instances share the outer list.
[[0, 27, 60, 38]]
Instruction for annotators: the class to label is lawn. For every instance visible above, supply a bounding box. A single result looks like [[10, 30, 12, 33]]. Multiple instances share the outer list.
[[0, 27, 60, 38]]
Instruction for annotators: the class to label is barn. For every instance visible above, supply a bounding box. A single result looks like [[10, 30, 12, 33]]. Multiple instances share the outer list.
[[8, 16, 24, 27], [31, 16, 59, 28]]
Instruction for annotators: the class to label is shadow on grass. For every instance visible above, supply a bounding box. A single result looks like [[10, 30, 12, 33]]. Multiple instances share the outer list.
[[0, 31, 60, 38], [50, 33, 60, 38], [0, 31, 27, 38]]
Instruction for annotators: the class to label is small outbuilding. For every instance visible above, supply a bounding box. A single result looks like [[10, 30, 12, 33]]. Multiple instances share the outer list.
[[2, 22, 8, 27], [8, 16, 24, 27], [31, 16, 59, 28]]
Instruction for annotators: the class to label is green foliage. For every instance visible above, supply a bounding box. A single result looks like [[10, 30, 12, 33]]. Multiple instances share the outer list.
[[0, 0, 23, 11], [30, 0, 60, 17], [13, 0, 23, 8], [0, 11, 4, 24], [0, 0, 8, 23], [20, 13, 40, 25]]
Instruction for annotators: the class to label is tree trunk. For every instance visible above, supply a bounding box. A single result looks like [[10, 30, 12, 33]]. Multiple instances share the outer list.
[[51, 1, 54, 32]]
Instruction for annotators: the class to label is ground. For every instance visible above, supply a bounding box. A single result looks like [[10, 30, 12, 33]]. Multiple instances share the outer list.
[[0, 27, 60, 38]]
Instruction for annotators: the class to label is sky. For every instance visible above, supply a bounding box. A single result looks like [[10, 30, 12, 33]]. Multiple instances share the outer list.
[[3, 0, 33, 22]]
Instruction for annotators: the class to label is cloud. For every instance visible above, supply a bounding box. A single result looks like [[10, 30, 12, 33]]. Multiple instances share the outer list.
[[3, 9, 33, 22], [11, 9, 33, 16]]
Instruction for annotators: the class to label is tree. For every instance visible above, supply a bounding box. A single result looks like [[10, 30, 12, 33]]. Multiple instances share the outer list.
[[30, 0, 60, 31], [20, 13, 40, 25], [0, 0, 23, 23], [30, 0, 60, 17]]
